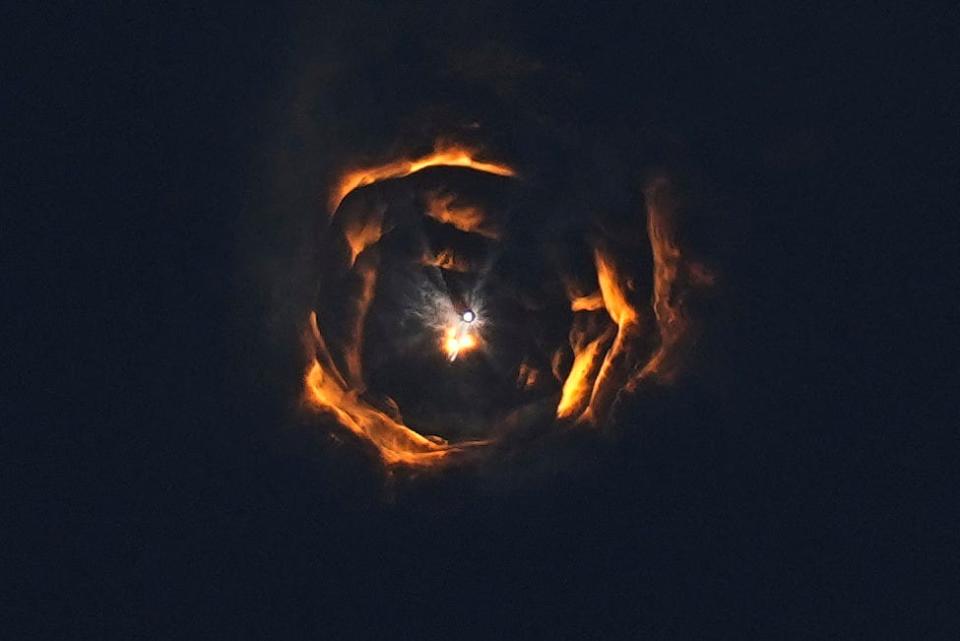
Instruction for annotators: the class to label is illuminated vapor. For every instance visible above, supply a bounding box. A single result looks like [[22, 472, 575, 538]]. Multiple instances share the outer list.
[[556, 177, 713, 423], [305, 138, 713, 468], [342, 203, 386, 267], [305, 312, 485, 466], [329, 142, 516, 215], [424, 191, 500, 239], [625, 177, 713, 389], [582, 248, 643, 423], [556, 325, 614, 419], [569, 291, 605, 312]]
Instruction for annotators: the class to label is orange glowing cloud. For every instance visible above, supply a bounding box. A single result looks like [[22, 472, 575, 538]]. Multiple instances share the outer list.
[[329, 142, 516, 215], [305, 312, 486, 466], [342, 208, 385, 267], [306, 139, 713, 468], [625, 176, 713, 389], [424, 191, 500, 239], [569, 291, 605, 312], [556, 325, 614, 420]]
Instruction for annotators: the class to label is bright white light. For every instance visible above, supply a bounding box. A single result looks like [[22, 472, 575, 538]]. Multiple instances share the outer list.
[[461, 309, 476, 323]]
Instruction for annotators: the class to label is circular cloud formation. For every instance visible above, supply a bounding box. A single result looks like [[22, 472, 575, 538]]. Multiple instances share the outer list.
[[303, 139, 714, 467]]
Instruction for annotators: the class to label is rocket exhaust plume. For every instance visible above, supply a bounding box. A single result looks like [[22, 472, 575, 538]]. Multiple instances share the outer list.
[[303, 139, 714, 468]]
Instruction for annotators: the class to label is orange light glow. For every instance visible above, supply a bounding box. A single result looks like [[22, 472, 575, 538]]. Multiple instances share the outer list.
[[582, 248, 643, 422], [304, 140, 518, 467], [304, 313, 456, 465], [594, 248, 639, 327], [424, 191, 500, 239], [569, 290, 605, 312], [625, 176, 713, 390], [421, 248, 471, 272], [556, 204, 712, 425], [304, 312, 494, 466], [341, 260, 378, 386], [329, 142, 516, 215], [342, 207, 385, 267], [556, 327, 614, 419], [306, 139, 713, 468], [557, 248, 643, 423], [443, 324, 479, 361]]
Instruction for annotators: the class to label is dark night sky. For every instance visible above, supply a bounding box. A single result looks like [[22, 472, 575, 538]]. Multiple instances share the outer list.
[[8, 2, 953, 639]]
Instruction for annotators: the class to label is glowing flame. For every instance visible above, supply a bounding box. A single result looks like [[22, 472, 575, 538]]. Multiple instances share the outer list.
[[443, 322, 479, 361], [330, 142, 516, 215]]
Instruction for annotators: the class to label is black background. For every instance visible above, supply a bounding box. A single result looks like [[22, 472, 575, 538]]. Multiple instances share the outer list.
[[8, 2, 953, 638]]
